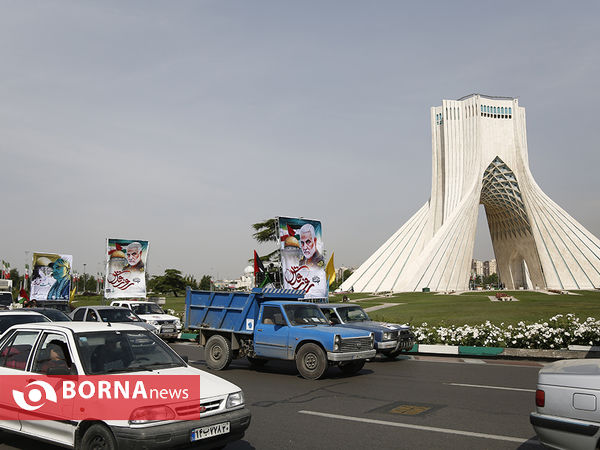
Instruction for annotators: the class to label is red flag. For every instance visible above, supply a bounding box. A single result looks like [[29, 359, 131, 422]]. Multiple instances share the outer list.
[[253, 250, 266, 276], [287, 224, 295, 237], [19, 289, 29, 302]]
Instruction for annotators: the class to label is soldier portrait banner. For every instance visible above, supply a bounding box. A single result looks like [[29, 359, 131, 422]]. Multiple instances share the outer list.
[[104, 239, 149, 299], [31, 252, 73, 301], [277, 217, 327, 299]]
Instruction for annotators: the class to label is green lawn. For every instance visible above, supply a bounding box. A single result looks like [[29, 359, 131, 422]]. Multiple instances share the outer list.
[[70, 289, 600, 328], [362, 290, 600, 326]]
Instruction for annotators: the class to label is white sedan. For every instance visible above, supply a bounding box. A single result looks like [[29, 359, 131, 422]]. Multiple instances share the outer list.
[[531, 359, 600, 449], [0, 322, 251, 449]]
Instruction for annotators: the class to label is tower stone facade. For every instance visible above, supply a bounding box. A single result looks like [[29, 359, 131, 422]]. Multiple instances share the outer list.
[[342, 94, 600, 292]]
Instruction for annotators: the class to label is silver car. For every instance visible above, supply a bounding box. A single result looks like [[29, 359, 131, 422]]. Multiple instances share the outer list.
[[70, 306, 159, 334], [531, 359, 600, 449]]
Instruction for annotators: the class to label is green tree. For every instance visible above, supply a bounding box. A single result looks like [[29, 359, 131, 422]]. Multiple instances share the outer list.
[[251, 218, 280, 263], [199, 275, 212, 290], [184, 274, 199, 290], [153, 269, 186, 297]]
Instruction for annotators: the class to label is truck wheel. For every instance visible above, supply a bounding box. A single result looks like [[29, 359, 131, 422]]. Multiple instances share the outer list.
[[247, 356, 268, 367], [81, 424, 117, 450], [205, 335, 233, 370], [296, 343, 327, 380], [339, 360, 365, 375]]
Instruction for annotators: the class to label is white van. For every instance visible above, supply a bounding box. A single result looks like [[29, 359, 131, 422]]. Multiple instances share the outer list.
[[110, 300, 181, 339]]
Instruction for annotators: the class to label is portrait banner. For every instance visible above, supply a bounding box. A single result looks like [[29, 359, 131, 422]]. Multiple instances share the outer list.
[[277, 217, 327, 299], [31, 252, 73, 301], [104, 239, 149, 299]]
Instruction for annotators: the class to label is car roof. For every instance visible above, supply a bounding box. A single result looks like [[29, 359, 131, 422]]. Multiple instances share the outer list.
[[111, 300, 152, 304], [74, 305, 130, 310], [317, 303, 358, 307], [263, 301, 322, 306], [8, 322, 145, 332], [0, 310, 46, 316]]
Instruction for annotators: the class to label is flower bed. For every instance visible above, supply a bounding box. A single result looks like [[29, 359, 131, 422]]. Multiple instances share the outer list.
[[413, 314, 600, 349]]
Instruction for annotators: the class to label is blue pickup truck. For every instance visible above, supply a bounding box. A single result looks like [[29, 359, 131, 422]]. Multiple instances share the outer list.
[[185, 288, 376, 379], [317, 303, 415, 358]]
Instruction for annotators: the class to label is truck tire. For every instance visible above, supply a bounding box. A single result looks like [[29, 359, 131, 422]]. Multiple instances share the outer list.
[[205, 335, 233, 370], [339, 360, 365, 375], [296, 343, 327, 380], [247, 356, 268, 367]]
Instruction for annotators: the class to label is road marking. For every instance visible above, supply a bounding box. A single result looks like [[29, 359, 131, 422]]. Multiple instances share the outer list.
[[298, 410, 530, 444], [448, 383, 535, 393]]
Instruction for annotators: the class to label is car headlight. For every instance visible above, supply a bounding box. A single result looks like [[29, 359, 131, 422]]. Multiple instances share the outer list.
[[370, 333, 374, 347], [226, 391, 244, 409], [147, 320, 159, 325], [334, 334, 341, 351], [383, 332, 393, 341]]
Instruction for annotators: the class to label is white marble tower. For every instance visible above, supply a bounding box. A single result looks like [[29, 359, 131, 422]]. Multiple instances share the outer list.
[[342, 94, 600, 292]]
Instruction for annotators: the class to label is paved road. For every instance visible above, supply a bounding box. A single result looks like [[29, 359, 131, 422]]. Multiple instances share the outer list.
[[0, 344, 544, 449]]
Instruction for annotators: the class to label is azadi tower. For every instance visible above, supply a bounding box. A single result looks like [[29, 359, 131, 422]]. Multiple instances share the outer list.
[[342, 94, 600, 292]]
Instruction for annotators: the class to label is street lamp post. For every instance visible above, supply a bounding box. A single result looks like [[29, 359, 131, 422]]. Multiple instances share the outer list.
[[83, 263, 87, 294]]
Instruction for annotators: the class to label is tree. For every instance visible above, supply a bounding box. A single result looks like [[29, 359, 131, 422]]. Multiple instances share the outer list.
[[251, 218, 280, 263], [199, 275, 212, 290], [184, 274, 199, 290], [152, 269, 186, 297]]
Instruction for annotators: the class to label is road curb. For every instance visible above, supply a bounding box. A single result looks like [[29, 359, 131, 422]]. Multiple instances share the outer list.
[[407, 343, 600, 360], [176, 335, 600, 360]]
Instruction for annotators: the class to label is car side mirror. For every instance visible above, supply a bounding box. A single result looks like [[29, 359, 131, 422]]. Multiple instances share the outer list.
[[330, 317, 340, 325], [273, 313, 286, 326]]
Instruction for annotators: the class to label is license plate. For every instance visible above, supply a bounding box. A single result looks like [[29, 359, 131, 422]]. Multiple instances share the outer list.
[[191, 422, 230, 441], [161, 326, 175, 333]]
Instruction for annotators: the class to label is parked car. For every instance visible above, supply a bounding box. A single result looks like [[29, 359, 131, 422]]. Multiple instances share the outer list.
[[70, 305, 158, 334], [531, 359, 600, 449], [0, 292, 13, 310], [317, 303, 415, 358], [0, 311, 50, 334], [28, 307, 72, 322], [0, 322, 251, 449], [110, 300, 181, 339]]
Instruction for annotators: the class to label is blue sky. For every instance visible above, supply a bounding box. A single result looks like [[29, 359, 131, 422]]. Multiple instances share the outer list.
[[2, 1, 599, 279]]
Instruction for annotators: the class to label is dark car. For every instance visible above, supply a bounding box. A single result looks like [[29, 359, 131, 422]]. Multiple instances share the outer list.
[[0, 311, 50, 334], [318, 303, 415, 358], [70, 306, 159, 333], [0, 292, 13, 310], [28, 307, 72, 322]]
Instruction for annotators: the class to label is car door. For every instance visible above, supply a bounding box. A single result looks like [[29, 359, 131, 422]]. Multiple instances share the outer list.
[[254, 306, 290, 359], [0, 329, 41, 431], [20, 331, 76, 446]]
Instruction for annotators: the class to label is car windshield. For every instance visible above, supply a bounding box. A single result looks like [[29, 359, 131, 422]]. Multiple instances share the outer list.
[[75, 330, 185, 375], [0, 314, 50, 333], [0, 293, 12, 306], [131, 303, 164, 315], [31, 309, 71, 322], [98, 309, 140, 322], [336, 306, 370, 323], [283, 304, 329, 326]]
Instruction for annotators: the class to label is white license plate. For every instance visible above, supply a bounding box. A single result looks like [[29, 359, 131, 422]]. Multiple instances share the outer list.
[[161, 326, 175, 333], [190, 422, 230, 441]]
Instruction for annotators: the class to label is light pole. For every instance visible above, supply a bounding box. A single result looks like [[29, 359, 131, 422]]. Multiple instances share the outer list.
[[83, 263, 87, 293]]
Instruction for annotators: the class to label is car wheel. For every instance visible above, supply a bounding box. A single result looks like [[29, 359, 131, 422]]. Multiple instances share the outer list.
[[296, 343, 327, 380], [339, 360, 365, 375], [81, 424, 117, 450], [383, 349, 402, 359], [205, 335, 233, 370], [247, 356, 268, 367]]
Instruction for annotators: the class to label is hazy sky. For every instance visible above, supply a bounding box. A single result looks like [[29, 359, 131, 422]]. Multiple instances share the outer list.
[[2, 1, 599, 280]]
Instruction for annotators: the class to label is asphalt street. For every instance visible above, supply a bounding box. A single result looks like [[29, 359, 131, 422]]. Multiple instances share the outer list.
[[0, 343, 545, 449]]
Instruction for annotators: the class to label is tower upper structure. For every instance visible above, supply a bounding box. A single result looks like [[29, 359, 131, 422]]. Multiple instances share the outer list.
[[341, 94, 600, 292]]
